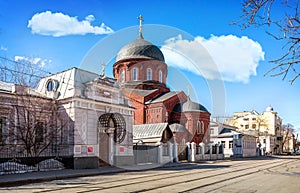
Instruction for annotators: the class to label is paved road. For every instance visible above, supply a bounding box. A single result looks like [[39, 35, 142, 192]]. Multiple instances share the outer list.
[[1, 156, 299, 193]]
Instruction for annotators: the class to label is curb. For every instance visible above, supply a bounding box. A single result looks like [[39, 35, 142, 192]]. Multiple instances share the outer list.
[[0, 162, 194, 187]]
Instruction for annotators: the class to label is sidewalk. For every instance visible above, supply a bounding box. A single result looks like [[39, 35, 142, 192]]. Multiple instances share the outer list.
[[0, 162, 195, 187]]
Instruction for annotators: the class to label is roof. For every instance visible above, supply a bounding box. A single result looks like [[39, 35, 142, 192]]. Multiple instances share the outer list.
[[169, 123, 188, 133], [126, 88, 158, 97], [0, 81, 13, 92], [116, 38, 165, 62], [217, 127, 257, 138], [150, 91, 180, 103], [173, 98, 209, 113], [133, 123, 170, 143]]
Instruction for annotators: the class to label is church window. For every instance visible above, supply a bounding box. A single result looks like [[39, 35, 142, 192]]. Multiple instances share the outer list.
[[121, 69, 125, 83], [159, 70, 163, 83], [132, 68, 138, 81], [201, 121, 205, 134], [197, 121, 201, 134], [147, 68, 152, 80]]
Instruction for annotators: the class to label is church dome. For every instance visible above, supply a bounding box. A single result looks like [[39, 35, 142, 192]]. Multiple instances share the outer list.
[[266, 105, 274, 112], [173, 99, 209, 113], [116, 38, 165, 62]]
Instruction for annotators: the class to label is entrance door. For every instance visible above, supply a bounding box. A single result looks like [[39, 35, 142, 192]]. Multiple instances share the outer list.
[[99, 131, 109, 166]]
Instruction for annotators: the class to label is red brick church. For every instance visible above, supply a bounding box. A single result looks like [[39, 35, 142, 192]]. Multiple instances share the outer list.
[[113, 17, 210, 145]]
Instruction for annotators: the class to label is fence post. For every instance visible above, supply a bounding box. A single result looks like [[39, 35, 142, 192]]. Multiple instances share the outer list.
[[209, 143, 212, 160], [186, 142, 191, 162], [221, 144, 224, 159], [200, 142, 205, 155], [157, 142, 163, 164], [191, 142, 196, 162], [216, 144, 219, 157], [173, 142, 178, 163], [168, 142, 173, 163]]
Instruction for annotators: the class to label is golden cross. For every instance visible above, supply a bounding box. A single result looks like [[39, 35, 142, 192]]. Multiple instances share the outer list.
[[138, 15, 144, 39]]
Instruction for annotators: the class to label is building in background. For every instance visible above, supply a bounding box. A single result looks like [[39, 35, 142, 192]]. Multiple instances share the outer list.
[[225, 106, 289, 155], [210, 121, 257, 157]]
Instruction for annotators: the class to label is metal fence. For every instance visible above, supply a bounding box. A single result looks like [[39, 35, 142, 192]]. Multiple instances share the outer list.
[[133, 145, 158, 164], [0, 144, 73, 174]]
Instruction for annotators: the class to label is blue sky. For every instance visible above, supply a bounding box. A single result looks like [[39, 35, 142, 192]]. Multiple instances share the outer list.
[[0, 0, 299, 135]]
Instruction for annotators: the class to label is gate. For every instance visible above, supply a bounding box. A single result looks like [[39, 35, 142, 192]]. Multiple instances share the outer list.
[[177, 145, 188, 161], [133, 145, 158, 164]]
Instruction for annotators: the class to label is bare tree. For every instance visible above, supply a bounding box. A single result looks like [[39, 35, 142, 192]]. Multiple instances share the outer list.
[[235, 0, 300, 84], [281, 123, 295, 152], [0, 86, 66, 158], [0, 56, 49, 88]]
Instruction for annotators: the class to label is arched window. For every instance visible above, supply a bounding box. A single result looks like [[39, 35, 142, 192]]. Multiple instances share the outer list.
[[197, 121, 201, 134], [159, 70, 163, 83], [120, 69, 125, 83], [132, 68, 138, 81], [201, 121, 205, 134], [147, 68, 152, 80]]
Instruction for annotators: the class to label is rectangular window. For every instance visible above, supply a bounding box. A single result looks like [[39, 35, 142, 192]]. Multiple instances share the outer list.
[[132, 68, 138, 81], [210, 129, 214, 135], [221, 141, 226, 148], [0, 119, 2, 144], [252, 124, 256, 129], [229, 141, 233, 149], [35, 122, 44, 143], [147, 68, 152, 80], [245, 125, 249, 129], [263, 139, 266, 144], [0, 118, 7, 145], [159, 70, 162, 83]]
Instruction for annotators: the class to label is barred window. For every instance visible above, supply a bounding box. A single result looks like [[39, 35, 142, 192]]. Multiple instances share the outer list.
[[35, 122, 44, 143]]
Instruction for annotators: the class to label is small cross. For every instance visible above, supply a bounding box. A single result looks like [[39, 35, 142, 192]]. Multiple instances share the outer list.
[[101, 63, 106, 77], [187, 85, 190, 98]]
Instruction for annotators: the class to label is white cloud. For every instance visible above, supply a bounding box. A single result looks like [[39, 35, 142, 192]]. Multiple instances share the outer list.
[[161, 34, 265, 83], [28, 11, 114, 37], [14, 56, 51, 68], [0, 46, 8, 51]]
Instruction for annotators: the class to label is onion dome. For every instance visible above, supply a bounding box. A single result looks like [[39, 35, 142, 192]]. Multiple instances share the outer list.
[[116, 38, 165, 62]]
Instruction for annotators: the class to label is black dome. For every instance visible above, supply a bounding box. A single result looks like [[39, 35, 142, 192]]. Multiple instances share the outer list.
[[116, 38, 165, 62], [173, 99, 209, 113]]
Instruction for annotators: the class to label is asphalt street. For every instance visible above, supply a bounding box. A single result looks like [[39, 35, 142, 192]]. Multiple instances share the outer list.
[[0, 156, 299, 193]]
